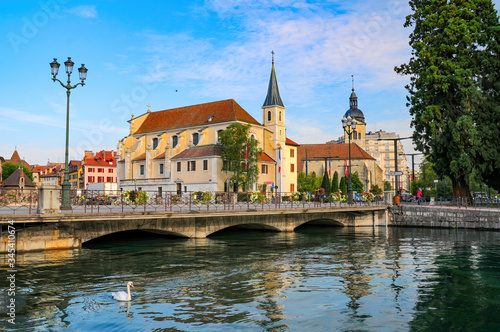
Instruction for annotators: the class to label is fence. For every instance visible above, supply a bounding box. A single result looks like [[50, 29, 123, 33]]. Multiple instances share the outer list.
[[0, 189, 39, 215], [0, 188, 381, 215], [398, 195, 500, 209]]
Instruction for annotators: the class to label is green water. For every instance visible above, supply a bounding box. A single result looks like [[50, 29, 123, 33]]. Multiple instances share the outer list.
[[1, 226, 500, 331]]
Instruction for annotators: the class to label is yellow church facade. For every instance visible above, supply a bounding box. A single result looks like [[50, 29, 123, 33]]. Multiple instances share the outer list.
[[116, 60, 298, 194]]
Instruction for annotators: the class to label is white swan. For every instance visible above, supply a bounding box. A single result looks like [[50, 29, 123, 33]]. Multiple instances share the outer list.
[[112, 281, 134, 301]]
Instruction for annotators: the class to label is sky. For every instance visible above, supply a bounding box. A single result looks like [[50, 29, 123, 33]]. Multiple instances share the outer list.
[[1, 0, 499, 167]]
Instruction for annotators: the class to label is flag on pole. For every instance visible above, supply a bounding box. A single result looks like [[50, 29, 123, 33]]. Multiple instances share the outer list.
[[329, 157, 331, 176], [245, 141, 248, 169], [278, 147, 281, 173], [345, 158, 348, 178], [305, 148, 308, 176]]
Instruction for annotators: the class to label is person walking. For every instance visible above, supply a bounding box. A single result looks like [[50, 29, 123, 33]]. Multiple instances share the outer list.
[[417, 189, 422, 205]]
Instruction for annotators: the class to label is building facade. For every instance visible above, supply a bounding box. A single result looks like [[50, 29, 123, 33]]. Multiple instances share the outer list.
[[117, 60, 298, 194], [82, 150, 117, 189]]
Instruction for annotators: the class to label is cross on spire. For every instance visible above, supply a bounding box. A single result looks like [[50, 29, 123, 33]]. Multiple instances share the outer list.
[[271, 50, 275, 65], [351, 74, 354, 91], [147, 103, 151, 112]]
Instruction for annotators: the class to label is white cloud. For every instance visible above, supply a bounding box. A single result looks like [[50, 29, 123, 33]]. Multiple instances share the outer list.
[[67, 5, 97, 19]]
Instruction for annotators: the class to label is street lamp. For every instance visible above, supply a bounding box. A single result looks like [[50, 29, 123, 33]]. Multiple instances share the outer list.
[[342, 115, 356, 204], [50, 57, 88, 210]]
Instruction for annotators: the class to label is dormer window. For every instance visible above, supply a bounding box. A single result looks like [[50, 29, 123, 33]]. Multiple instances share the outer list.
[[193, 133, 199, 146], [172, 135, 178, 148], [152, 137, 159, 149]]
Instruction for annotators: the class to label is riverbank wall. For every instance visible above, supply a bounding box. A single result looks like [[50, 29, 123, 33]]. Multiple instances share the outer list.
[[391, 205, 500, 230]]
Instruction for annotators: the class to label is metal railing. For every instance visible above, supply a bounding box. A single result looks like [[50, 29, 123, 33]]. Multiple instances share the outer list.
[[0, 189, 39, 215], [398, 195, 500, 210]]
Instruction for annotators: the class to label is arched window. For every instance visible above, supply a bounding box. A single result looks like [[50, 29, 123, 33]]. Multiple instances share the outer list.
[[267, 111, 271, 122], [193, 133, 199, 146], [172, 135, 178, 148], [358, 133, 361, 140], [152, 137, 159, 149], [217, 130, 223, 143]]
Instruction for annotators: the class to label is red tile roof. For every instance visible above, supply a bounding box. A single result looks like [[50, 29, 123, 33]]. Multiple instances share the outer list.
[[135, 99, 260, 134], [297, 143, 374, 172], [258, 152, 275, 163], [154, 152, 166, 160], [286, 137, 300, 146], [84, 150, 117, 166], [172, 145, 224, 159]]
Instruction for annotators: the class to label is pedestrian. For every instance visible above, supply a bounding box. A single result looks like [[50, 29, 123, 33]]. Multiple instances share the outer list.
[[417, 189, 422, 205]]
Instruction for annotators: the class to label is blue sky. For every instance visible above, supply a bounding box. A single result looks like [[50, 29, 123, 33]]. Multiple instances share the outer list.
[[1, 0, 499, 166]]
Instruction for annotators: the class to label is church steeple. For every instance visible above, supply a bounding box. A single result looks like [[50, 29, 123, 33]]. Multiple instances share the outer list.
[[349, 74, 358, 109], [263, 51, 284, 108]]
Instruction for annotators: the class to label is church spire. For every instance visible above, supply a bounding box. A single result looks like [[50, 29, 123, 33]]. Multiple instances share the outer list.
[[349, 74, 358, 109], [262, 50, 284, 108]]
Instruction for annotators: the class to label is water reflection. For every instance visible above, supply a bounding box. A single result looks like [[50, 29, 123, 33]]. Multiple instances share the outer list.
[[1, 227, 500, 331]]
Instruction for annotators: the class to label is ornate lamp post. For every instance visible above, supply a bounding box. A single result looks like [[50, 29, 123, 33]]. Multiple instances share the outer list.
[[50, 57, 88, 210], [342, 115, 356, 204]]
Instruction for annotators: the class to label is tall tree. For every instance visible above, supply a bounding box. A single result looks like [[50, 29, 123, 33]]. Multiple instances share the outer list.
[[321, 172, 330, 193], [1, 162, 33, 181], [219, 123, 262, 191], [395, 0, 500, 198], [331, 171, 339, 192], [339, 176, 347, 194], [351, 173, 364, 193]]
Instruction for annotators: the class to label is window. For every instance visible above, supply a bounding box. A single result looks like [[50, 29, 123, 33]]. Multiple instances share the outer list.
[[279, 111, 282, 122], [88, 176, 94, 183], [290, 184, 295, 192], [98, 176, 104, 182], [176, 162, 181, 172], [385, 154, 390, 159], [140, 165, 145, 175], [290, 164, 295, 172], [172, 135, 178, 148], [203, 160, 208, 171], [261, 164, 268, 174], [366, 147, 370, 151], [188, 160, 196, 171], [108, 169, 113, 173], [290, 149, 294, 158], [98, 168, 104, 173], [192, 133, 199, 146], [152, 137, 159, 149], [159, 163, 164, 175], [88, 167, 94, 172], [358, 133, 361, 139], [107, 177, 113, 182], [217, 130, 223, 143], [267, 111, 271, 121]]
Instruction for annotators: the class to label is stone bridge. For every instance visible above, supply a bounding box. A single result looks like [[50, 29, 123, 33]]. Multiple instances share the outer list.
[[0, 206, 388, 253]]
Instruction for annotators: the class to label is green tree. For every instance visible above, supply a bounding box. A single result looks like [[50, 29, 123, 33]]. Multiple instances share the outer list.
[[351, 173, 364, 193], [321, 172, 330, 193], [395, 0, 500, 198], [370, 184, 383, 196], [297, 172, 307, 192], [339, 176, 347, 194], [331, 171, 339, 193], [384, 181, 392, 192], [219, 123, 262, 191], [1, 162, 33, 181]]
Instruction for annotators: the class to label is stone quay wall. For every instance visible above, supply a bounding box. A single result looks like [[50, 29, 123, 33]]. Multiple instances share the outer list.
[[391, 205, 500, 230]]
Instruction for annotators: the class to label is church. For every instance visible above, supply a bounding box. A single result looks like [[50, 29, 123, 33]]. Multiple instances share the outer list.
[[116, 57, 299, 195]]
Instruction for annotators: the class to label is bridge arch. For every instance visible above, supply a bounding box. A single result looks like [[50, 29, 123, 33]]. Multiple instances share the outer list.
[[294, 218, 345, 230], [81, 228, 189, 245], [207, 223, 282, 237]]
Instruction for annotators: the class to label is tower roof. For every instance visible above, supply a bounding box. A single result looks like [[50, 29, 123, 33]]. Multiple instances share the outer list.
[[344, 76, 365, 122], [262, 53, 284, 108]]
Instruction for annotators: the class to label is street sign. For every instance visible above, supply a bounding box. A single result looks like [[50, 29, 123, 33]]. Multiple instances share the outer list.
[[389, 171, 403, 176]]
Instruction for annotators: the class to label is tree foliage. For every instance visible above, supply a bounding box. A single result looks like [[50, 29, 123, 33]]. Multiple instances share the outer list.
[[321, 172, 330, 193], [384, 181, 392, 191], [395, 0, 500, 196], [219, 123, 262, 191], [297, 171, 322, 193], [339, 176, 347, 194], [2, 162, 33, 181], [351, 173, 364, 192], [331, 171, 339, 193]]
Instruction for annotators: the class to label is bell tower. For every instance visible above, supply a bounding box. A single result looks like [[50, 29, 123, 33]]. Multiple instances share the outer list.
[[262, 51, 286, 193]]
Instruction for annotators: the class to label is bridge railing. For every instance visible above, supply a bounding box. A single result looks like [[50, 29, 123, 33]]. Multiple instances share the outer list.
[[0, 189, 39, 215], [48, 188, 380, 214]]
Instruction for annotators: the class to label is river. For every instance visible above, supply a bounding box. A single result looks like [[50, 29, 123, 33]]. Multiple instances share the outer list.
[[1, 226, 500, 331]]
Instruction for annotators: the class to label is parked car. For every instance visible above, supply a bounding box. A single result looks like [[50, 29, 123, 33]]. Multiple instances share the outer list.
[[399, 194, 415, 203]]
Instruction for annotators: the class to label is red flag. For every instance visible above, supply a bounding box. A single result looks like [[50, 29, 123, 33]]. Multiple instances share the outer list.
[[345, 158, 348, 178]]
